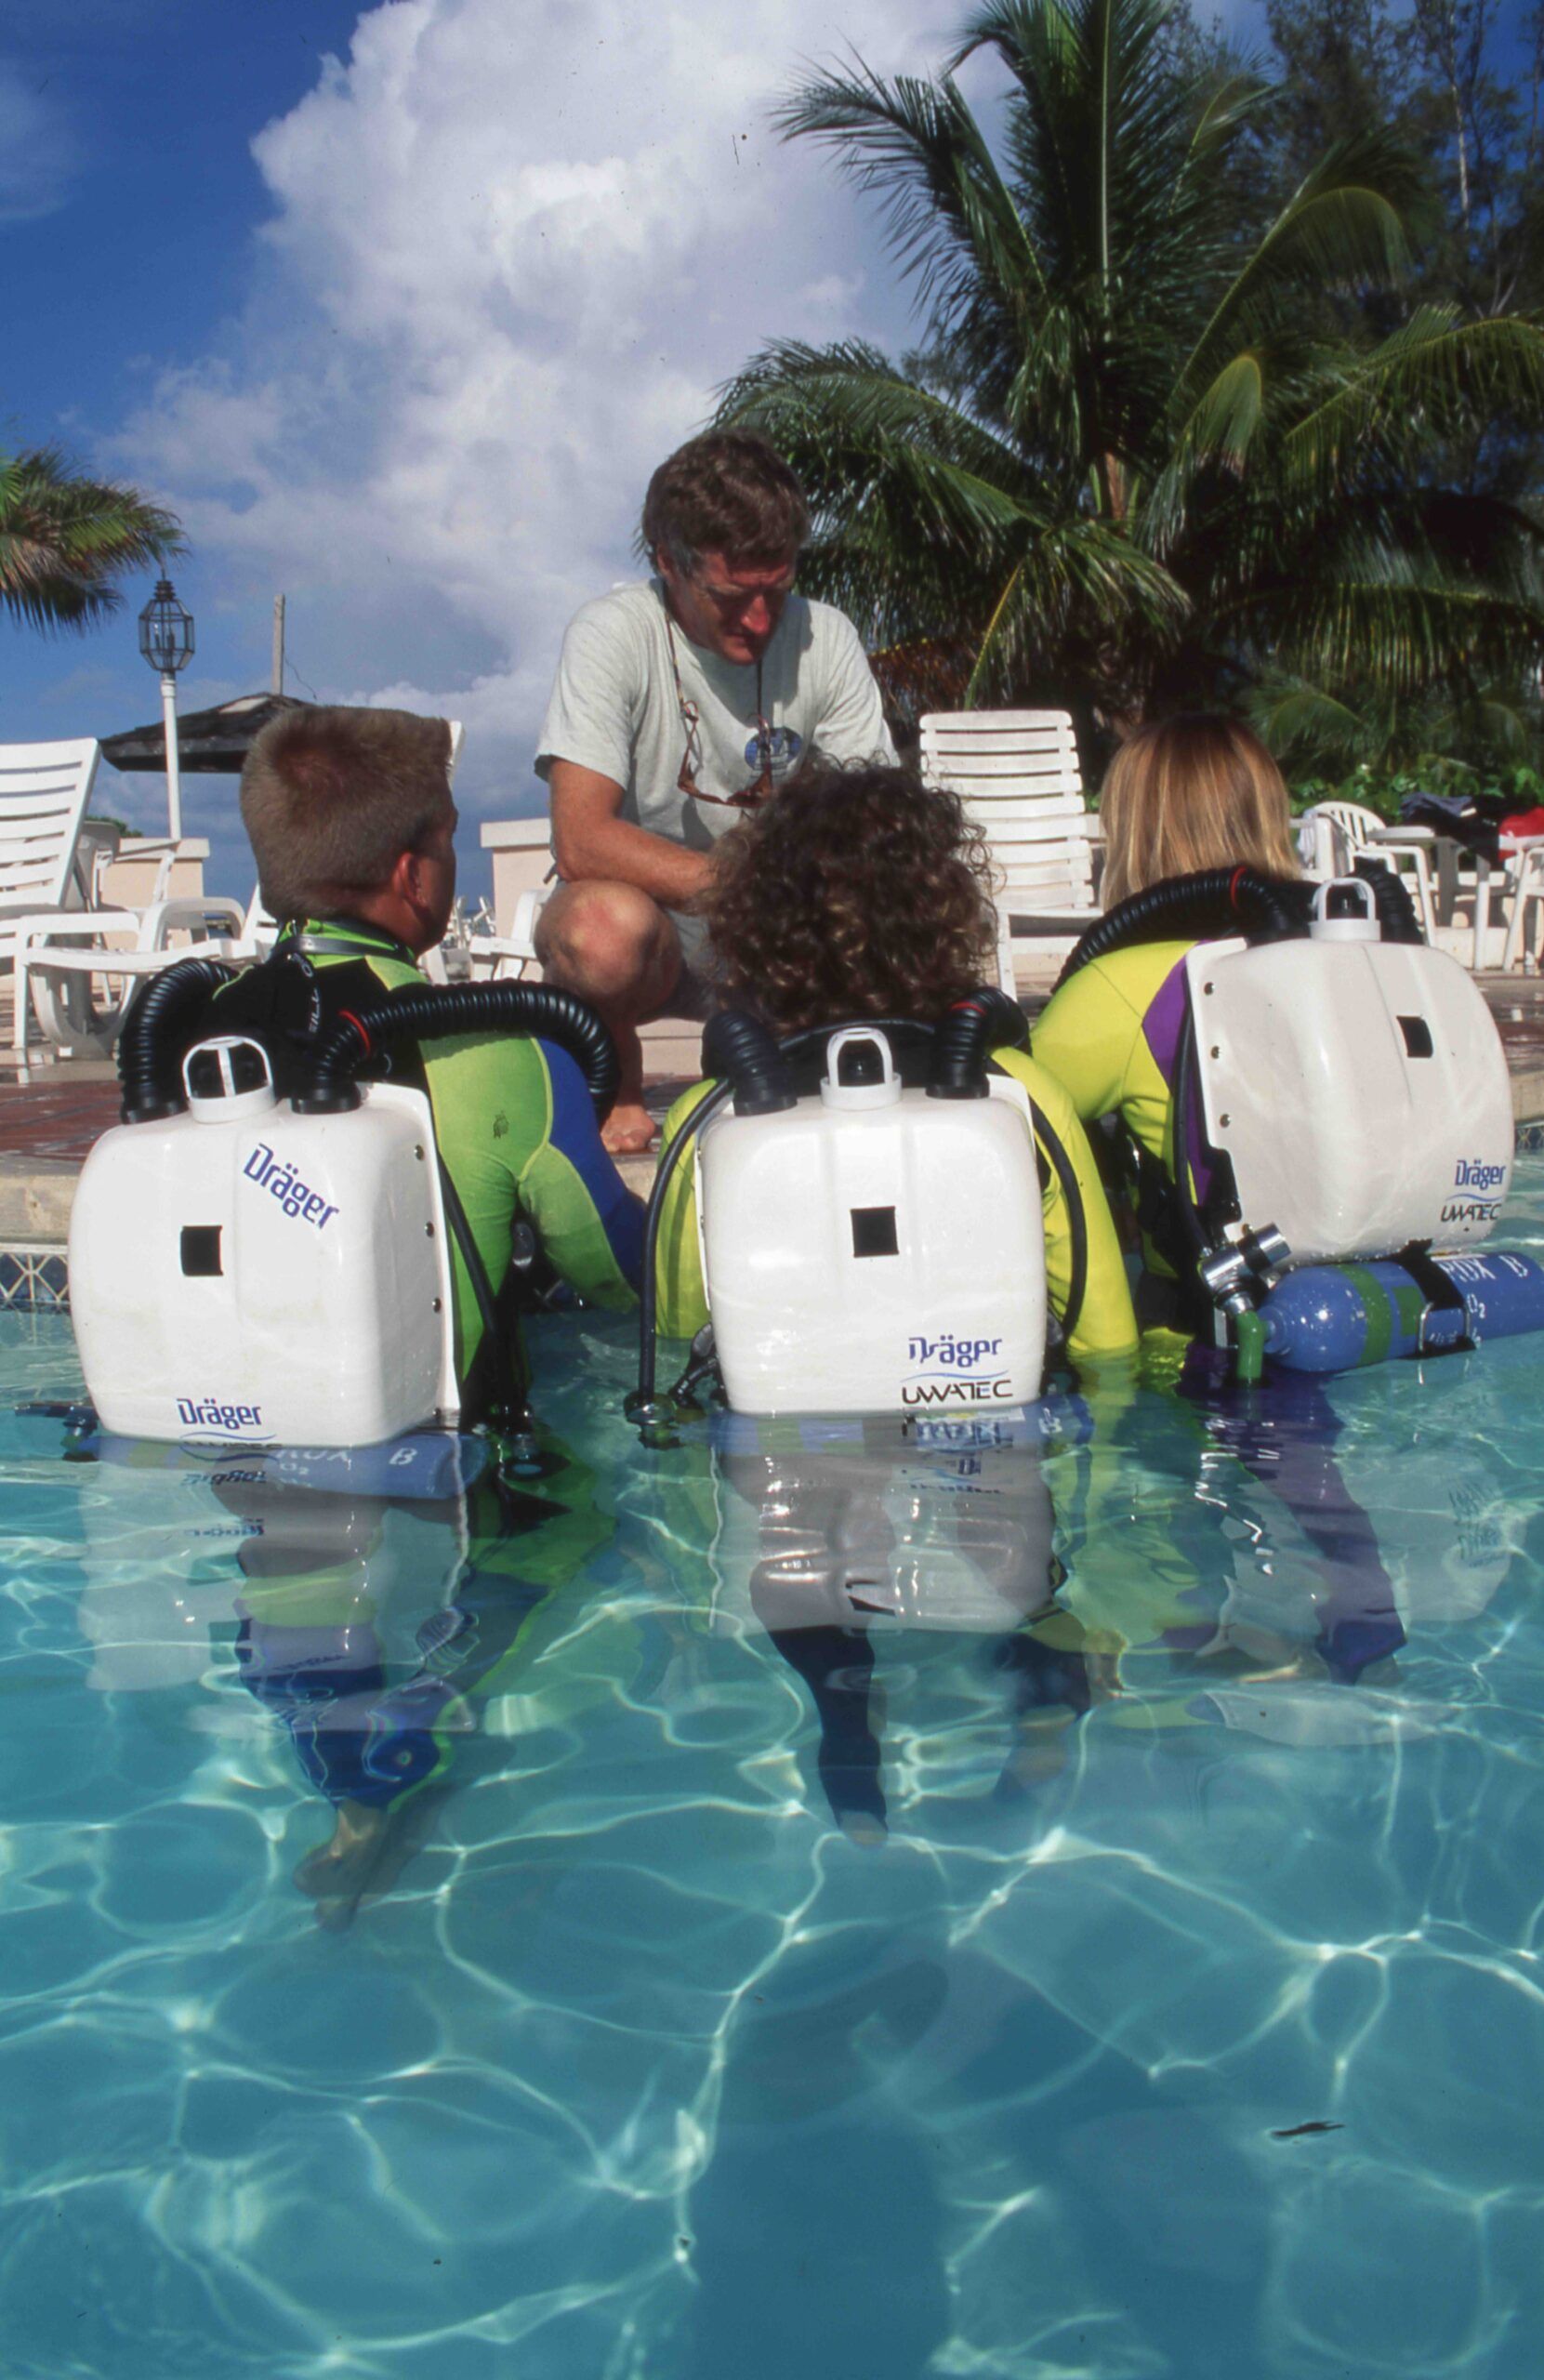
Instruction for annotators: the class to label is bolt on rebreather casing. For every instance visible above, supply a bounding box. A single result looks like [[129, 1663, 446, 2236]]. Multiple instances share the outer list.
[[1188, 900, 1514, 1265], [69, 1036, 458, 1448], [695, 1025, 1049, 1417]]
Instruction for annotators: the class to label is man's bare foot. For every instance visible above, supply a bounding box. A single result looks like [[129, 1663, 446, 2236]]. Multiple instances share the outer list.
[[293, 1798, 391, 1905], [602, 1101, 659, 1157], [294, 1794, 442, 1931]]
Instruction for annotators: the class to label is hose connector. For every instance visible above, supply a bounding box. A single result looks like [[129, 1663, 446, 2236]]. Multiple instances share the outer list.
[[926, 985, 1026, 1099], [701, 1011, 796, 1116]]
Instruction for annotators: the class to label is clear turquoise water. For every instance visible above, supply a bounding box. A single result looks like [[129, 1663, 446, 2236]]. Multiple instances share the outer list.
[[3, 1169, 1544, 2378]]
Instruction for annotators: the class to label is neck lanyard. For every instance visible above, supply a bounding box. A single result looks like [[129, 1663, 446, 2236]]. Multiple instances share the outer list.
[[662, 591, 771, 811]]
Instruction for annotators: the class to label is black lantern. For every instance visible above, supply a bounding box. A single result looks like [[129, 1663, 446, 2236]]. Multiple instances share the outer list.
[[138, 578, 195, 677]]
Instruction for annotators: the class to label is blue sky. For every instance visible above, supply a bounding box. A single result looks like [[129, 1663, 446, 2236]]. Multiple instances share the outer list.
[[6, 2, 384, 884], [5, 0, 1297, 901]]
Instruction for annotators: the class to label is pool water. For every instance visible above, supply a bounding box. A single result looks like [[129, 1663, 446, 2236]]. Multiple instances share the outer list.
[[3, 1171, 1544, 2378]]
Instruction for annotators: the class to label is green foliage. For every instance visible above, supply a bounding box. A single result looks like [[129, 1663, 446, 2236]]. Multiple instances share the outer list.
[[1290, 758, 1544, 822], [0, 446, 183, 635], [718, 0, 1544, 769]]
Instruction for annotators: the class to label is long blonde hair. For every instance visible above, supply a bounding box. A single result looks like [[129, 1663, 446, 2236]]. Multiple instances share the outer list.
[[1099, 715, 1299, 909]]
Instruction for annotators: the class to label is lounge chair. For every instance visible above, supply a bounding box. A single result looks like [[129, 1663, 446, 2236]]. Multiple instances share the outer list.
[[12, 721, 468, 1062], [918, 710, 1100, 993], [2, 737, 231, 1064]]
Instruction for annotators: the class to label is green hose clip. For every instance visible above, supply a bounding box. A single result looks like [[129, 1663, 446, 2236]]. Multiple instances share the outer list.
[[1234, 1306, 1267, 1385]]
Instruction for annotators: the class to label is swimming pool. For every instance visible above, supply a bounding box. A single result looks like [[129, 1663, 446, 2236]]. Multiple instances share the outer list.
[[3, 1170, 1543, 2378]]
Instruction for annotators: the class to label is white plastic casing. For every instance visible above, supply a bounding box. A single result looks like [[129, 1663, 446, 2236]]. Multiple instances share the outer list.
[[696, 1045, 1047, 1417], [1188, 935, 1514, 1264], [69, 1080, 458, 1447], [1307, 875, 1381, 944]]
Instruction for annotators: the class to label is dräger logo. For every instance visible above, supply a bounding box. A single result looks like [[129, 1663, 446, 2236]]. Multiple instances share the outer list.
[[178, 1397, 266, 1433], [243, 1143, 338, 1228], [902, 1331, 1012, 1408], [907, 1333, 1002, 1370], [1454, 1157, 1507, 1192]]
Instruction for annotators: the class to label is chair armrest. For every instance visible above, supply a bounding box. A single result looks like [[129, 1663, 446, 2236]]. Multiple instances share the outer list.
[[509, 886, 547, 953], [13, 906, 138, 949], [464, 933, 538, 982], [138, 895, 248, 949]]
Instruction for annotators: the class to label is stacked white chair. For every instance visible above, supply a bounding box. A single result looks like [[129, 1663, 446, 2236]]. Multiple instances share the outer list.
[[918, 710, 1099, 994]]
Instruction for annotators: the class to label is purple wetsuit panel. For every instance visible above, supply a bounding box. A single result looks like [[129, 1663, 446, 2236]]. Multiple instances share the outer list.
[[1141, 956, 1214, 1204]]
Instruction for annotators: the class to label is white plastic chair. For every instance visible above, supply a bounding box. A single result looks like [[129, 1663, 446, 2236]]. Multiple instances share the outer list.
[[14, 720, 468, 1059], [919, 710, 1098, 993], [1300, 800, 1436, 938], [3, 737, 231, 1061], [13, 893, 253, 1062], [1, 738, 110, 960], [1500, 840, 1544, 971], [464, 882, 547, 982]]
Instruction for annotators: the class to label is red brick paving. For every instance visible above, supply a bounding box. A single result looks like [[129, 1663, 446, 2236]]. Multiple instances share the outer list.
[[0, 1078, 122, 1162]]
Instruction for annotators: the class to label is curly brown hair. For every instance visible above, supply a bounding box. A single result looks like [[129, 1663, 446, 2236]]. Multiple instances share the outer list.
[[704, 761, 997, 1034]]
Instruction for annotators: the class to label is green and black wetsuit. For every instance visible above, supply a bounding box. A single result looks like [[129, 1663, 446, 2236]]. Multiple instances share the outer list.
[[211, 919, 643, 1414]]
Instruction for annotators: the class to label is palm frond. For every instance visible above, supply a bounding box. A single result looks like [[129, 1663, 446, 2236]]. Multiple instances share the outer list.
[[775, 61, 1044, 336], [1173, 128, 1418, 416], [1279, 311, 1544, 496], [0, 448, 184, 635]]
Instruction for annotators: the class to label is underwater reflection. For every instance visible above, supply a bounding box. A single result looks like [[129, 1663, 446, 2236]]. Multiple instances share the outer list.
[[77, 1427, 613, 1925], [705, 1407, 1109, 1837], [653, 1355, 1453, 1835]]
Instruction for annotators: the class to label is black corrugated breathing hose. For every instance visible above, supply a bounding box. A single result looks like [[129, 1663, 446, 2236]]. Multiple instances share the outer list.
[[117, 957, 243, 1123], [296, 981, 620, 1116], [1052, 868, 1313, 993]]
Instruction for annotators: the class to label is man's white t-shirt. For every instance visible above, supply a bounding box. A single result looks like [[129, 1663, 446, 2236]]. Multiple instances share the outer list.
[[535, 578, 894, 857]]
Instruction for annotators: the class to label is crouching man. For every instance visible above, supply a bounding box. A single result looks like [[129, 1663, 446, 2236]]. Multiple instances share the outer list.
[[213, 706, 643, 1418], [534, 430, 895, 1153]]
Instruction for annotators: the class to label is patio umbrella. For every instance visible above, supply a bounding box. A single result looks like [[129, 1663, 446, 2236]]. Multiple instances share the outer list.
[[100, 692, 308, 775]]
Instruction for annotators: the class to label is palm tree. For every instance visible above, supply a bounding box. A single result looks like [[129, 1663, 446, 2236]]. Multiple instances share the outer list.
[[717, 0, 1544, 749], [0, 447, 183, 634]]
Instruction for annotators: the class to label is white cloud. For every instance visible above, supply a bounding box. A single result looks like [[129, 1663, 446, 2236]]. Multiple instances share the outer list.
[[112, 0, 962, 825], [0, 58, 80, 222]]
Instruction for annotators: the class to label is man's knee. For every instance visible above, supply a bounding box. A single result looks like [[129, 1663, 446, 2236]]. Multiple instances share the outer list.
[[536, 882, 678, 1006]]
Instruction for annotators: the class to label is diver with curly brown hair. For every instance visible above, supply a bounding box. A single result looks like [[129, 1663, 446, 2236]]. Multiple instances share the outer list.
[[652, 760, 1139, 1368]]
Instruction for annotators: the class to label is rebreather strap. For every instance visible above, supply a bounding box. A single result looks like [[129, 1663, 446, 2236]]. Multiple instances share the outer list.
[[1394, 1240, 1474, 1354]]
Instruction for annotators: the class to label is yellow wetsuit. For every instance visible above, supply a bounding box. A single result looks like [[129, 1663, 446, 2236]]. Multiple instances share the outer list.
[[1032, 940, 1201, 1280], [653, 1042, 1139, 1368]]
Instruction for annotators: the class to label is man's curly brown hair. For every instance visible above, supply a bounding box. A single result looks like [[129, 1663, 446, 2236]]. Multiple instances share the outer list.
[[704, 761, 998, 1034]]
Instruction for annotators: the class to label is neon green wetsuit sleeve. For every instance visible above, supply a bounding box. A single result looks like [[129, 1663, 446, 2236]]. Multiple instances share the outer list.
[[421, 1031, 640, 1379], [652, 1061, 1137, 1365]]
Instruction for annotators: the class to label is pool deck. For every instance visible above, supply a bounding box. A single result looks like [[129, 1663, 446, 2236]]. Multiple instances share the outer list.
[[5, 973, 1544, 1263]]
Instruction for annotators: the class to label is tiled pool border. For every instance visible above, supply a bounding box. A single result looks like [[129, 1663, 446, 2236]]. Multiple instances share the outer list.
[[0, 1249, 72, 1314]]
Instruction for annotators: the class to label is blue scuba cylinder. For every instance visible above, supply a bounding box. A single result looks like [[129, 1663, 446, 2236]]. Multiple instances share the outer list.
[[1258, 1248, 1544, 1372]]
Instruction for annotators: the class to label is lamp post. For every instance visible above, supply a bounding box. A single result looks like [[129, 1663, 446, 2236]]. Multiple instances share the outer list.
[[137, 577, 195, 842]]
